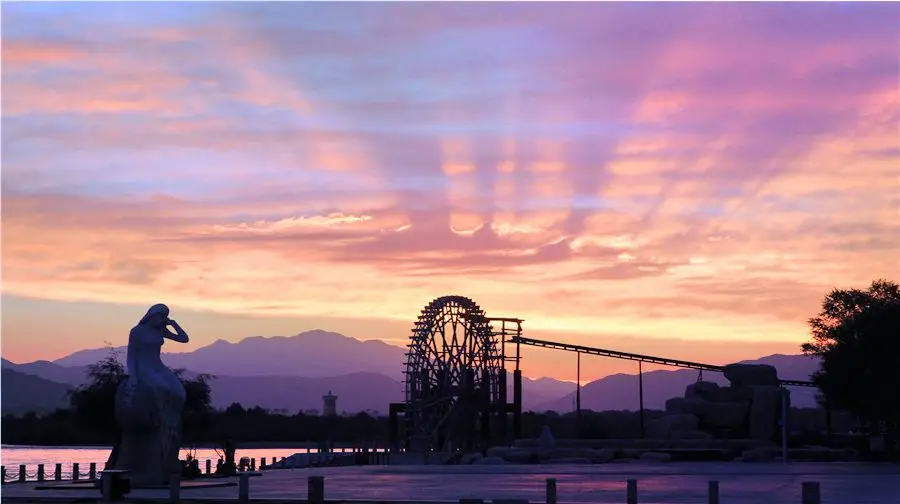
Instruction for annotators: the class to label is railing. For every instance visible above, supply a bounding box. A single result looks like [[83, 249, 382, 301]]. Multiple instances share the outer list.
[[1, 449, 395, 484]]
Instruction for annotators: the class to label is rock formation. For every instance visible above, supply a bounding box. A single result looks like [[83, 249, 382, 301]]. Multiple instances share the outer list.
[[653, 363, 787, 442]]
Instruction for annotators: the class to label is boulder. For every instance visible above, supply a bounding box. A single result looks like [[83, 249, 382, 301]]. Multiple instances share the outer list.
[[718, 386, 754, 402], [685, 381, 721, 401], [723, 363, 780, 387], [536, 425, 556, 449], [460, 453, 482, 465], [639, 452, 672, 463], [671, 429, 714, 440], [590, 448, 617, 463], [547, 457, 591, 464], [740, 448, 777, 462], [748, 385, 784, 441], [646, 414, 699, 439], [665, 397, 685, 414], [683, 400, 750, 428]]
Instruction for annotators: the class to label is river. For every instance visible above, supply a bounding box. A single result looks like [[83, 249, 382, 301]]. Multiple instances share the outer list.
[[0, 444, 362, 478]]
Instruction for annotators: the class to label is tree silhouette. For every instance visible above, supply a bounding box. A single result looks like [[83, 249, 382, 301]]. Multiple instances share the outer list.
[[802, 279, 900, 452], [68, 348, 215, 454]]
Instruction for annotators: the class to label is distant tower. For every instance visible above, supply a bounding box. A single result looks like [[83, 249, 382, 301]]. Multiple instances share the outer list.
[[322, 390, 338, 417]]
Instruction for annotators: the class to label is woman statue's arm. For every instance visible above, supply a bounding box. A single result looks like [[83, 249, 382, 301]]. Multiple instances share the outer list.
[[164, 319, 190, 343]]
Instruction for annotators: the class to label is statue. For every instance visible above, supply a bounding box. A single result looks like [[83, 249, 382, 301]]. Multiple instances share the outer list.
[[108, 304, 190, 486]]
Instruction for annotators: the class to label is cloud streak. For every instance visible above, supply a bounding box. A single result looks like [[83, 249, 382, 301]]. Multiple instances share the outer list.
[[2, 2, 898, 368]]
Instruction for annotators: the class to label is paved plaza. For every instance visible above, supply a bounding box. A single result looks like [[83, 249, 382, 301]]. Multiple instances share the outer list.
[[3, 462, 899, 503]]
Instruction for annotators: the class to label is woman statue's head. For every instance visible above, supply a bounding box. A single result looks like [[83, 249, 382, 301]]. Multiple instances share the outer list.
[[140, 303, 170, 329]]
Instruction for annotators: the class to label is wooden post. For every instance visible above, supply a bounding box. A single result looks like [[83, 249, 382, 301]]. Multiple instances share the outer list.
[[238, 473, 250, 502], [89, 462, 97, 479], [1, 466, 6, 485], [308, 475, 325, 504], [205, 459, 211, 475], [638, 362, 645, 438], [169, 473, 181, 504], [18, 464, 26, 482], [261, 457, 266, 469], [55, 463, 62, 481], [802, 482, 821, 504], [546, 478, 557, 504], [627, 479, 638, 504], [37, 464, 45, 482], [708, 480, 719, 504], [73, 463, 80, 481], [781, 386, 789, 464], [576, 352, 582, 437], [250, 458, 256, 471]]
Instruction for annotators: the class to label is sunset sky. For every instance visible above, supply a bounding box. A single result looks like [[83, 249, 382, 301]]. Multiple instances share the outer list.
[[2, 2, 898, 382]]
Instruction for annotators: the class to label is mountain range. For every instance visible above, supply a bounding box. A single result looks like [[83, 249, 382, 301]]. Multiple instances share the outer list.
[[1, 330, 822, 416]]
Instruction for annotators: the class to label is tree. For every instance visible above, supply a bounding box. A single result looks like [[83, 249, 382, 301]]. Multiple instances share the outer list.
[[69, 347, 127, 436], [69, 349, 216, 450], [802, 279, 900, 451]]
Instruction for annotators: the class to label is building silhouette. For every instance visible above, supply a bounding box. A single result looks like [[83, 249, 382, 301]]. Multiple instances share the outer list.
[[322, 390, 338, 416]]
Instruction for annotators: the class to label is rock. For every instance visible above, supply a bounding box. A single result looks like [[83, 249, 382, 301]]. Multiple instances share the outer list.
[[620, 448, 642, 459], [671, 429, 714, 440], [496, 448, 534, 464], [718, 386, 754, 402], [537, 425, 556, 449], [685, 381, 720, 401], [476, 456, 506, 465], [665, 397, 686, 414], [547, 457, 591, 464], [639, 452, 672, 463], [646, 414, 700, 439], [460, 453, 483, 465], [683, 400, 749, 428], [723, 363, 780, 387], [740, 448, 777, 462], [590, 448, 617, 463], [749, 386, 784, 441]]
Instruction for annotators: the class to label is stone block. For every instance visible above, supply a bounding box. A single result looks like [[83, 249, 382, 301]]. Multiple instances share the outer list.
[[723, 364, 780, 387]]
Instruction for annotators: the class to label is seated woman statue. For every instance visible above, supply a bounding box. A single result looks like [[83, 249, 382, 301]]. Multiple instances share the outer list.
[[110, 303, 190, 486]]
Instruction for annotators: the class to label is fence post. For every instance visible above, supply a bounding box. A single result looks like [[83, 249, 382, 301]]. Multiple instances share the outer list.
[[73, 463, 80, 481], [1, 466, 5, 485], [546, 478, 557, 504], [18, 464, 26, 483], [37, 464, 45, 482], [170, 473, 181, 503], [802, 482, 821, 504], [55, 463, 62, 481], [206, 459, 211, 475], [627, 479, 638, 504], [89, 462, 97, 480], [261, 457, 266, 469], [238, 473, 250, 502], [250, 458, 256, 471], [708, 480, 719, 504], [308, 475, 325, 504]]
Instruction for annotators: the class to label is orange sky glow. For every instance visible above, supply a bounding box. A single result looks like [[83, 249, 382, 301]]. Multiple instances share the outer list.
[[2, 3, 898, 381]]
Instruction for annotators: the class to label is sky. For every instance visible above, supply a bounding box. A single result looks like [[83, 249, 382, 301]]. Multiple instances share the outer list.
[[1, 2, 898, 382]]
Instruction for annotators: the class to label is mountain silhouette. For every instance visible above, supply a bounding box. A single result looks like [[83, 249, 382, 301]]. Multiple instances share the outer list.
[[4, 332, 824, 414], [51, 330, 409, 380], [1, 367, 72, 415]]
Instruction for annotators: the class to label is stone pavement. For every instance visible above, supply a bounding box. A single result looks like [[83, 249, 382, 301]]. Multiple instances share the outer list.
[[2, 462, 898, 503]]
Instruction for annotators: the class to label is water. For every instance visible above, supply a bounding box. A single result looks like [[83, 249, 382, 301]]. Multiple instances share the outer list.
[[0, 444, 359, 479]]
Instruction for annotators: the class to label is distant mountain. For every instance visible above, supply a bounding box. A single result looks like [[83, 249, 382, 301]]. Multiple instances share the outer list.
[[2, 358, 91, 385], [44, 330, 574, 405], [1, 368, 72, 416], [536, 354, 822, 412], [53, 330, 408, 380], [5, 332, 824, 415]]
